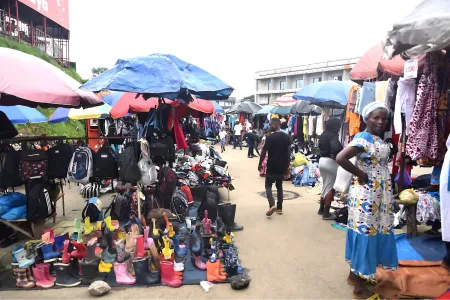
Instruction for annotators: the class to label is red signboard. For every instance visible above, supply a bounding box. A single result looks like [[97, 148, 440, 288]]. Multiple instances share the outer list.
[[18, 0, 70, 30]]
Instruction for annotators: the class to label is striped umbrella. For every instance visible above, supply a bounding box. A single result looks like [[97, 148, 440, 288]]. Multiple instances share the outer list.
[[48, 103, 111, 124], [274, 93, 297, 107]]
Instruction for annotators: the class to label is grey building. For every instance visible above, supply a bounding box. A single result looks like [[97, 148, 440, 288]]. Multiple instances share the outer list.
[[217, 97, 239, 111], [255, 57, 360, 105]]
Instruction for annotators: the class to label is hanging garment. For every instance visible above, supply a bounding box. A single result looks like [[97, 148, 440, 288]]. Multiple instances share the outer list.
[[355, 82, 376, 115], [308, 116, 315, 136], [173, 118, 188, 150], [385, 78, 397, 110], [354, 89, 362, 114], [316, 114, 324, 135], [393, 78, 416, 134], [348, 88, 358, 113], [406, 53, 439, 161], [303, 117, 307, 140], [375, 81, 389, 103], [294, 116, 298, 136], [441, 136, 450, 242]]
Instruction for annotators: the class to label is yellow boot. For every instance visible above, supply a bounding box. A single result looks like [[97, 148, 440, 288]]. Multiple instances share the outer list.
[[98, 260, 113, 273], [168, 223, 175, 238], [103, 216, 115, 232], [84, 217, 93, 235], [162, 235, 173, 260]]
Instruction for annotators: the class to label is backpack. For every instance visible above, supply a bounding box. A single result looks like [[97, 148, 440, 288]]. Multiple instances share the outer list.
[[179, 185, 193, 205], [118, 145, 141, 185], [0, 111, 18, 139], [47, 143, 74, 179], [150, 135, 174, 158], [67, 146, 94, 184], [0, 148, 23, 189], [93, 145, 118, 179], [159, 166, 177, 194], [105, 194, 130, 222], [80, 183, 100, 199], [19, 149, 48, 181], [27, 183, 54, 222], [138, 153, 158, 185], [81, 197, 103, 222], [171, 188, 188, 216]]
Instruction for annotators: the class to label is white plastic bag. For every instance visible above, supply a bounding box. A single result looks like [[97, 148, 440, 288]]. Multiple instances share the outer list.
[[138, 153, 158, 185], [333, 157, 356, 193]]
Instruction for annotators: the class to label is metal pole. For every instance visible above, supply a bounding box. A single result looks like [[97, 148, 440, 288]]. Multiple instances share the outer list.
[[8, 4, 11, 37], [67, 31, 70, 68], [43, 16, 47, 53], [30, 20, 33, 46], [15, 0, 19, 43]]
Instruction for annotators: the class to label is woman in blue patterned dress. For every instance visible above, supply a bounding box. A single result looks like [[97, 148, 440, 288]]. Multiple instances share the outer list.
[[336, 102, 397, 299]]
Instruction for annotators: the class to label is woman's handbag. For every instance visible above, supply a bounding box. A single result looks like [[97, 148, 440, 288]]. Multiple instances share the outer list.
[[333, 157, 357, 193]]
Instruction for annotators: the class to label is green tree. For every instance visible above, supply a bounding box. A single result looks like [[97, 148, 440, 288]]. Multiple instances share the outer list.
[[91, 67, 108, 77]]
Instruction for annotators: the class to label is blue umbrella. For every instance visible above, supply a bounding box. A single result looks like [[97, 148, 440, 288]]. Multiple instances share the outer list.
[[211, 101, 224, 114], [97, 91, 125, 107], [0, 105, 47, 124], [255, 105, 274, 116], [80, 54, 234, 101], [293, 81, 357, 107]]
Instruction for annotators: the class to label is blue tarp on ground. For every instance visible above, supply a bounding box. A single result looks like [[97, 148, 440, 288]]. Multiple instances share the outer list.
[[395, 233, 445, 261]]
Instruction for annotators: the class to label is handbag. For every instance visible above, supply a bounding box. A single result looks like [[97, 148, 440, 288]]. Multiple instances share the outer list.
[[333, 157, 357, 193]]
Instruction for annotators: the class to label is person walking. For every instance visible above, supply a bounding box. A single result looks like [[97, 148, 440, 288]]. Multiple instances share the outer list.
[[318, 118, 343, 220], [336, 103, 397, 300], [219, 127, 227, 153], [258, 118, 291, 216], [244, 130, 261, 158], [233, 121, 243, 150]]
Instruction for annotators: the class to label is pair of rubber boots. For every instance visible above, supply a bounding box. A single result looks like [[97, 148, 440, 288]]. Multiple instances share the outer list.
[[54, 259, 82, 287], [161, 260, 182, 288], [61, 240, 87, 264], [218, 203, 243, 231], [13, 267, 35, 289], [32, 263, 55, 289], [206, 260, 227, 282]]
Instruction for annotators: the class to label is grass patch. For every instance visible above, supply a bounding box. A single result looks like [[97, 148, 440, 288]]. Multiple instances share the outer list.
[[1, 35, 85, 137]]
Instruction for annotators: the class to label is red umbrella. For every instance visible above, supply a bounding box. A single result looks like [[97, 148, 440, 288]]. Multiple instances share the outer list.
[[109, 93, 214, 118], [350, 42, 425, 82], [0, 48, 102, 108]]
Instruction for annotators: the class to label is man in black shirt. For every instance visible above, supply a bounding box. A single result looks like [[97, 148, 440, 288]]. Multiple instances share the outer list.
[[258, 118, 291, 216], [244, 130, 261, 158]]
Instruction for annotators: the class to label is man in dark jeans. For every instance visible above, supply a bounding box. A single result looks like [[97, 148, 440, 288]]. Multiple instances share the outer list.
[[258, 118, 291, 216], [244, 130, 261, 158]]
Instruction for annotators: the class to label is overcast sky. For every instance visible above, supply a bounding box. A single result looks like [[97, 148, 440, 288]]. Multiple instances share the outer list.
[[70, 0, 420, 98]]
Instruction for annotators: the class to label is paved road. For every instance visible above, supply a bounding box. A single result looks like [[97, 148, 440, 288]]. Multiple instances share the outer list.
[[1, 145, 352, 299]]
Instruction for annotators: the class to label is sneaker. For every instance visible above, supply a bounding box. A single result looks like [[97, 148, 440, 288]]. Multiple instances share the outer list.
[[276, 209, 283, 215], [266, 206, 277, 216]]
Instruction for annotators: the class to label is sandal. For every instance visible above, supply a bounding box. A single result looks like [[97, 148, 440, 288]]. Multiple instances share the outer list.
[[353, 293, 380, 300]]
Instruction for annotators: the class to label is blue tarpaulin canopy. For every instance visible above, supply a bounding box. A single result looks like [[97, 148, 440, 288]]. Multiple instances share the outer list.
[[293, 81, 357, 107], [0, 105, 47, 124], [80, 54, 234, 101]]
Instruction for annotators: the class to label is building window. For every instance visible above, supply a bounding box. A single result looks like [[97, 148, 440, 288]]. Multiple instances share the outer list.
[[280, 80, 286, 90], [332, 76, 342, 81], [313, 77, 322, 83], [267, 82, 272, 91], [296, 79, 304, 89]]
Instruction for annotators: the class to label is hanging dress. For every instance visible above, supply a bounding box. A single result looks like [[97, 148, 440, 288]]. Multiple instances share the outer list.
[[345, 132, 398, 280], [405, 52, 439, 161]]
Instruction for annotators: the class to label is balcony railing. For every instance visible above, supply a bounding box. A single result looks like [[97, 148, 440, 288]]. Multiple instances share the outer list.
[[0, 8, 64, 62]]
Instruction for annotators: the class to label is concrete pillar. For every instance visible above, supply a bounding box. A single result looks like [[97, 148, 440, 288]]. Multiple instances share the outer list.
[[322, 72, 328, 81]]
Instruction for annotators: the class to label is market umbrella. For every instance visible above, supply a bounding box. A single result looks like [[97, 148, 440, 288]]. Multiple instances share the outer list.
[[0, 105, 47, 124], [293, 81, 357, 108], [270, 106, 292, 115], [274, 93, 297, 107], [255, 105, 274, 116], [0, 48, 102, 108], [290, 101, 322, 115], [384, 0, 450, 58], [226, 102, 262, 114], [80, 54, 234, 101], [97, 91, 125, 107], [48, 103, 112, 124], [211, 101, 224, 114], [350, 42, 426, 83]]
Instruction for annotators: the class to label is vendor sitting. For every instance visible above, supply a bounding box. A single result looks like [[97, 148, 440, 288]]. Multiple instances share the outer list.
[[417, 165, 442, 235]]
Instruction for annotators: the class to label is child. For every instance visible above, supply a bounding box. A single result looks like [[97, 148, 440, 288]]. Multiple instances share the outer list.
[[219, 128, 227, 153]]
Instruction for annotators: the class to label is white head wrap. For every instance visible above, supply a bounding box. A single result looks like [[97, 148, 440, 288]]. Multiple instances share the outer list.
[[362, 102, 389, 122]]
